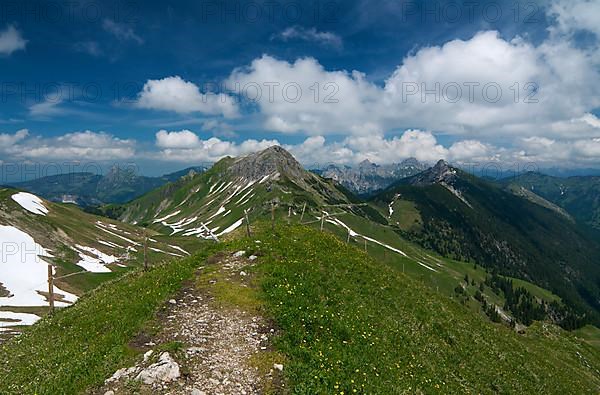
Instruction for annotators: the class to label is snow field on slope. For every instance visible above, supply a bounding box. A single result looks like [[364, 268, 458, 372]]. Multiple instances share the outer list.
[[0, 225, 78, 308], [11, 192, 48, 216]]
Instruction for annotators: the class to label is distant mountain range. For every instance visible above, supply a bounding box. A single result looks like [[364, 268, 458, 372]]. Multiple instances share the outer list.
[[5, 149, 600, 329], [317, 158, 428, 195], [4, 166, 207, 206]]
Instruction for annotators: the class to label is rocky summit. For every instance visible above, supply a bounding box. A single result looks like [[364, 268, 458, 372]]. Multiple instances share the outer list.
[[321, 158, 427, 195], [404, 159, 458, 186], [228, 145, 307, 181]]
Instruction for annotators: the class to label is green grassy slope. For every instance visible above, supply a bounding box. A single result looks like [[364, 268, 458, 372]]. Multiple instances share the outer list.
[[371, 169, 600, 328], [116, 148, 359, 239], [1, 224, 598, 394], [249, 225, 600, 393], [0, 188, 195, 329], [0, 242, 221, 394]]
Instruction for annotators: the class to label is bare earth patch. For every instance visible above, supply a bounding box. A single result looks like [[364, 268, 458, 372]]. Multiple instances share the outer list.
[[98, 252, 283, 395]]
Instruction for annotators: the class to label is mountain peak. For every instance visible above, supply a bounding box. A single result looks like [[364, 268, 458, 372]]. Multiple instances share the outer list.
[[400, 157, 421, 167], [358, 159, 377, 168], [407, 159, 458, 186], [228, 145, 305, 181], [433, 159, 450, 171]]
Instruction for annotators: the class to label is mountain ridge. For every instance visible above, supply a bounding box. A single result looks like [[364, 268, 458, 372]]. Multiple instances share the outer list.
[[500, 171, 600, 231], [5, 166, 207, 206], [320, 157, 427, 195], [374, 161, 600, 328]]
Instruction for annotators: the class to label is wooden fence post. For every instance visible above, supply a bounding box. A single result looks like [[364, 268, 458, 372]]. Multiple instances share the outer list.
[[244, 209, 251, 238], [300, 202, 307, 222], [143, 229, 148, 271], [271, 201, 276, 231], [47, 264, 54, 314]]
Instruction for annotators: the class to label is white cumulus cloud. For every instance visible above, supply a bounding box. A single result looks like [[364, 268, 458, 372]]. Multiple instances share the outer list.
[[136, 76, 239, 118], [225, 30, 600, 142], [156, 130, 201, 149], [154, 129, 278, 162], [13, 131, 135, 161]]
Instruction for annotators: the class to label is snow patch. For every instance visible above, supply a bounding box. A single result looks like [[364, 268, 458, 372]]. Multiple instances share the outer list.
[[75, 245, 118, 264], [169, 245, 190, 256], [153, 210, 181, 224], [72, 245, 119, 273], [0, 226, 77, 307], [11, 192, 48, 216], [0, 311, 40, 327], [217, 218, 244, 236], [74, 252, 111, 273]]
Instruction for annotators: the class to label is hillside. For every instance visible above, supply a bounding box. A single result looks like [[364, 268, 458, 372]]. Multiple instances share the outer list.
[[501, 172, 600, 231], [0, 188, 194, 336], [6, 166, 206, 206], [0, 224, 598, 394], [117, 148, 600, 330], [372, 161, 600, 328], [117, 146, 372, 239]]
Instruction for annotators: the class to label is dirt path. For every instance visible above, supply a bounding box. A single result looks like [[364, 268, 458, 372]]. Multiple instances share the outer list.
[[98, 251, 282, 395]]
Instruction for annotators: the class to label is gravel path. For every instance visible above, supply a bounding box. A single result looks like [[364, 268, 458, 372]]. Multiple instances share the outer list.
[[98, 252, 281, 395]]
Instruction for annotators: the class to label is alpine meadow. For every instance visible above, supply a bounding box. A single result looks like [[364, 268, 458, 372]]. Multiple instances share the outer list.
[[1, 1, 600, 394]]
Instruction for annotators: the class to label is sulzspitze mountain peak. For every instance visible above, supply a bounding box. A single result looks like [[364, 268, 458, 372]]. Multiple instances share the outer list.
[[228, 145, 307, 181]]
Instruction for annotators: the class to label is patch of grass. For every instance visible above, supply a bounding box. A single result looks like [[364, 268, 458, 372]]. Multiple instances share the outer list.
[[248, 351, 287, 394], [197, 262, 262, 314], [157, 340, 185, 354], [574, 325, 600, 348], [388, 199, 423, 231], [0, 244, 223, 394], [245, 223, 600, 394], [123, 378, 143, 393], [510, 277, 562, 303]]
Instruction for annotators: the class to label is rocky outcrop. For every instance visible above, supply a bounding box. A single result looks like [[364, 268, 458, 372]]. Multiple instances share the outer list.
[[321, 158, 427, 194], [135, 352, 181, 385], [406, 160, 459, 186]]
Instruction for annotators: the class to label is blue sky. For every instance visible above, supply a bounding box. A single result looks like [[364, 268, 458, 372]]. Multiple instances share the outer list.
[[1, 0, 600, 177]]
